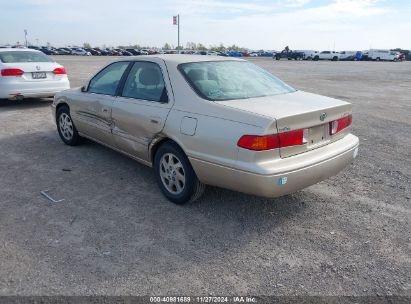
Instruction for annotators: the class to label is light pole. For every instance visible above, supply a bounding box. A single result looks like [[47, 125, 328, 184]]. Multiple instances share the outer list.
[[177, 14, 180, 54], [173, 15, 180, 53], [24, 29, 28, 47]]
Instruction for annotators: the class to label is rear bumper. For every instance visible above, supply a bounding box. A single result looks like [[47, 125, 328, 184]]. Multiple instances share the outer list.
[[190, 134, 359, 198], [0, 79, 70, 99]]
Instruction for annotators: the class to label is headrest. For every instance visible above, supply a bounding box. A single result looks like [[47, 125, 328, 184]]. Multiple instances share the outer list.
[[187, 69, 205, 82], [194, 80, 219, 97], [139, 67, 161, 86]]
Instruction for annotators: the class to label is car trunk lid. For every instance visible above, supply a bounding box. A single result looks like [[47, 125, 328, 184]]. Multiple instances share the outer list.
[[217, 90, 352, 158]]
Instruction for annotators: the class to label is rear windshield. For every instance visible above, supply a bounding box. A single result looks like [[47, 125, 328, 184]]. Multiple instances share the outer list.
[[179, 61, 295, 101], [0, 51, 54, 63]]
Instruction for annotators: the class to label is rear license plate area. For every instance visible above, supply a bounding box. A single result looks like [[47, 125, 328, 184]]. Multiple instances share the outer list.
[[307, 124, 327, 147], [32, 72, 47, 79]]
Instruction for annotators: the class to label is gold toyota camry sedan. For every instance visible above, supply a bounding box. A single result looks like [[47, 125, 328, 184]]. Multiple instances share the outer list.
[[52, 55, 359, 204]]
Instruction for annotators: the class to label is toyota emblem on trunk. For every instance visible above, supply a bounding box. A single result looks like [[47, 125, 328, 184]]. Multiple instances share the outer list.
[[320, 113, 327, 121], [36, 65, 41, 71]]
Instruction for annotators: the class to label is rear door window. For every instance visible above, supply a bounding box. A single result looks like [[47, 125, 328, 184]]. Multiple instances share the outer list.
[[121, 61, 168, 103]]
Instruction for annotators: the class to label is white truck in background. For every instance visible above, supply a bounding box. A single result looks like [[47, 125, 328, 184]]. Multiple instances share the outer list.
[[367, 49, 399, 61], [317, 51, 340, 61]]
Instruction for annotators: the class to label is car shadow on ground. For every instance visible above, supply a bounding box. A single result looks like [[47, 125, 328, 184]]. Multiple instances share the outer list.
[[0, 98, 52, 111]]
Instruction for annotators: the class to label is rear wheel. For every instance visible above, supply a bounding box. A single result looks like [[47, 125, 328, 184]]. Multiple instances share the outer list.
[[314, 56, 319, 61], [332, 56, 338, 61], [154, 142, 205, 204], [56, 105, 81, 146]]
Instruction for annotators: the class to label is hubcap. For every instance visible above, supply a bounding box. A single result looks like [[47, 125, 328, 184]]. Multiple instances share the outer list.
[[159, 153, 185, 195], [59, 113, 74, 141]]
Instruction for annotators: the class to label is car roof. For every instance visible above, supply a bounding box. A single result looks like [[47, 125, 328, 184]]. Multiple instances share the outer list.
[[0, 48, 42, 53], [118, 54, 244, 65]]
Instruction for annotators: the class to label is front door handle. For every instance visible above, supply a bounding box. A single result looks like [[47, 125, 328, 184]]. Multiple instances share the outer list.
[[102, 107, 109, 113], [150, 116, 162, 125]]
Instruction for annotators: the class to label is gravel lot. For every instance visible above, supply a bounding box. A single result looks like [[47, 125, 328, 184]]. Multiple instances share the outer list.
[[0, 56, 410, 297]]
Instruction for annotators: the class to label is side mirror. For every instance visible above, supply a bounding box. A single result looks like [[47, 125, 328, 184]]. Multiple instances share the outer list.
[[81, 85, 87, 92]]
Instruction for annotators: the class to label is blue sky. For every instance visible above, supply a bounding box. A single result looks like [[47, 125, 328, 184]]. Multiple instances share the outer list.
[[1, 0, 409, 50]]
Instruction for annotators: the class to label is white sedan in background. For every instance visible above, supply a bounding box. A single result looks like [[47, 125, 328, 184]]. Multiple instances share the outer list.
[[70, 48, 91, 56], [0, 48, 70, 100]]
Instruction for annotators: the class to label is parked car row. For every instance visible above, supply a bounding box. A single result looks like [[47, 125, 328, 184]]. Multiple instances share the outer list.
[[24, 46, 155, 56], [20, 46, 276, 58], [2, 44, 408, 61], [274, 49, 404, 62]]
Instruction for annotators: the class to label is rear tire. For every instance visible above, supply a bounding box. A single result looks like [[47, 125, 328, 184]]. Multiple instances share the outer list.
[[56, 105, 81, 146], [154, 142, 205, 205], [314, 56, 319, 61]]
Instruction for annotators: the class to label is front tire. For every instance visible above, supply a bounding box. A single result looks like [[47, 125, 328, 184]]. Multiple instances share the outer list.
[[154, 142, 205, 204], [56, 105, 81, 146]]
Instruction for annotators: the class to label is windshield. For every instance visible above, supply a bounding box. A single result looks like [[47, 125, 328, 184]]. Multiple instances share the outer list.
[[0, 51, 54, 63], [179, 61, 295, 101]]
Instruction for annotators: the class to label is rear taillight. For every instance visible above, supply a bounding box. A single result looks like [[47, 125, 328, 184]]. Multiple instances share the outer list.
[[237, 128, 308, 151], [278, 129, 308, 148], [53, 67, 66, 74], [329, 115, 352, 135], [1, 68, 24, 76], [237, 134, 279, 151]]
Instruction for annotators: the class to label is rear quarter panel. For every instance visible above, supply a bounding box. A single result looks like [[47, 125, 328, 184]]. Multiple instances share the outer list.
[[163, 108, 263, 170]]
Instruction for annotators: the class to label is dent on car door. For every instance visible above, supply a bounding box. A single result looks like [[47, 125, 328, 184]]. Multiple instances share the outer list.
[[72, 61, 130, 145], [111, 61, 173, 162]]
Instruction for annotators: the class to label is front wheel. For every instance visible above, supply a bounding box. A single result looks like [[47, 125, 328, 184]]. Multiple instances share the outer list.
[[154, 142, 205, 204], [56, 105, 82, 146]]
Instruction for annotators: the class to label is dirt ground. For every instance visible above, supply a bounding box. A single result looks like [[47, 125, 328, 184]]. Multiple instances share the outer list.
[[0, 56, 410, 297]]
